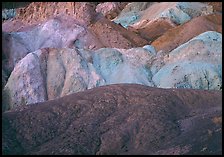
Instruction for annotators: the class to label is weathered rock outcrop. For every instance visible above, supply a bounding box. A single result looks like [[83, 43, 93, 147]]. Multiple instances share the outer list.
[[3, 30, 222, 111], [151, 13, 222, 53], [3, 31, 222, 110], [128, 18, 177, 42], [96, 2, 128, 20], [3, 46, 155, 111], [10, 2, 91, 27], [2, 3, 223, 155], [152, 31, 222, 90], [2, 48, 101, 111], [114, 2, 213, 28], [112, 2, 157, 28], [113, 2, 218, 43], [2, 84, 222, 155], [2, 15, 103, 73], [93, 47, 155, 86], [205, 2, 222, 13], [2, 13, 147, 76], [88, 17, 148, 49]]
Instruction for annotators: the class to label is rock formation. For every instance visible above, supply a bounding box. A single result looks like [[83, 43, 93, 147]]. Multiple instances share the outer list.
[[3, 30, 221, 111], [96, 2, 128, 20], [151, 13, 222, 53], [2, 13, 147, 77], [3, 47, 155, 111], [152, 31, 222, 89], [2, 84, 222, 155], [2, 2, 222, 155], [113, 2, 214, 28]]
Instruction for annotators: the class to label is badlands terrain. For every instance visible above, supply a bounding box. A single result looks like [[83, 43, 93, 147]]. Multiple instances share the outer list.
[[2, 2, 222, 155]]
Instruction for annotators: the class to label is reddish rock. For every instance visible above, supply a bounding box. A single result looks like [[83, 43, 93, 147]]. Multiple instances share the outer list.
[[2, 48, 103, 111], [88, 16, 148, 49], [15, 2, 75, 25], [96, 2, 128, 20], [206, 2, 222, 13], [2, 84, 222, 155], [2, 13, 148, 79], [128, 18, 177, 42], [2, 15, 104, 74], [3, 46, 156, 111], [3, 2, 97, 32], [151, 13, 222, 53], [73, 2, 97, 26]]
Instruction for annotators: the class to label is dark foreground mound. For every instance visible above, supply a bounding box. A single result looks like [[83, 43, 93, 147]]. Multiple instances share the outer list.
[[2, 84, 222, 155]]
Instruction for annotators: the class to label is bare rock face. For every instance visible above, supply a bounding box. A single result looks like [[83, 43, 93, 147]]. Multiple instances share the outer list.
[[132, 2, 214, 29], [14, 2, 75, 27], [2, 14, 148, 76], [112, 2, 157, 28], [2, 2, 75, 32], [12, 2, 90, 26], [2, 84, 222, 155], [2, 2, 99, 32], [114, 2, 213, 28], [120, 2, 155, 13], [3, 52, 47, 111], [2, 48, 102, 111], [2, 2, 222, 155], [2, 2, 148, 81], [3, 30, 222, 111], [88, 16, 148, 49], [151, 13, 222, 53], [205, 2, 222, 13], [131, 2, 190, 26], [128, 17, 177, 42], [3, 46, 156, 111], [165, 31, 222, 65], [96, 2, 128, 20], [2, 15, 103, 73], [152, 31, 222, 90], [92, 47, 155, 86], [73, 2, 97, 26]]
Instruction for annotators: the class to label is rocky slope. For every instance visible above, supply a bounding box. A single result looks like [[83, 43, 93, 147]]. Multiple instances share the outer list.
[[151, 13, 222, 53], [2, 46, 154, 111], [2, 2, 222, 155], [96, 2, 128, 20], [113, 2, 214, 28], [2, 84, 222, 155], [2, 12, 147, 76], [3, 30, 222, 111]]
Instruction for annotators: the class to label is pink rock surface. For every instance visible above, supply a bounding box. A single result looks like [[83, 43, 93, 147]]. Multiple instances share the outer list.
[[96, 2, 128, 20]]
